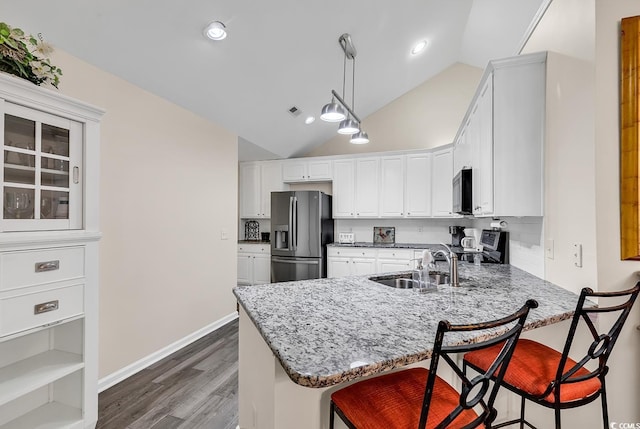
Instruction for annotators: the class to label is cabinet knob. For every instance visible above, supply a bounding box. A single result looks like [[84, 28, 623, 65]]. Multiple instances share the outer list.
[[408, 212, 411, 215]]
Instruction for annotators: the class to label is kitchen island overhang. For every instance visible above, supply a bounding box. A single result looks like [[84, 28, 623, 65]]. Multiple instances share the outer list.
[[233, 264, 589, 429]]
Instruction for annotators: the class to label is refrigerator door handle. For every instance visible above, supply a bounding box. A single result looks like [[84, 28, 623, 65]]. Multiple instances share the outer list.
[[272, 257, 319, 265], [292, 196, 298, 251], [288, 196, 294, 251]]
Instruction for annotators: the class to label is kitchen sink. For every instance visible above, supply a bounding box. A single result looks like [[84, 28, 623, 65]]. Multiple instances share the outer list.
[[369, 272, 453, 289]]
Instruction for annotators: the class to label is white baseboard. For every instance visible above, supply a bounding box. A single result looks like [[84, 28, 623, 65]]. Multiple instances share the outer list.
[[98, 311, 239, 392]]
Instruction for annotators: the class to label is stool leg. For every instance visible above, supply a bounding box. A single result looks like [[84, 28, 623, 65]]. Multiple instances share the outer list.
[[554, 406, 561, 429], [330, 401, 335, 429], [520, 395, 525, 429], [601, 378, 609, 429]]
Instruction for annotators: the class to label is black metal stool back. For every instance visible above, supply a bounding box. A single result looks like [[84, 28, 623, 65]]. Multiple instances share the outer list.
[[420, 299, 538, 429]]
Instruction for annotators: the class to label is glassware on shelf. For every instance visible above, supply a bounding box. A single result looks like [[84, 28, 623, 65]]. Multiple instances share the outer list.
[[4, 190, 33, 219]]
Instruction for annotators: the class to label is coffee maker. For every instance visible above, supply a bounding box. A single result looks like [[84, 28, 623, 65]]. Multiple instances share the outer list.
[[449, 226, 465, 248]]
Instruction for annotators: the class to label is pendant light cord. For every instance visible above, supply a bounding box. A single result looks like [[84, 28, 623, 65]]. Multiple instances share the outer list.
[[351, 56, 356, 113], [342, 48, 347, 103]]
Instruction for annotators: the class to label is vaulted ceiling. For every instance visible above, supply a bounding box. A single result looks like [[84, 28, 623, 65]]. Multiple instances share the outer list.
[[3, 0, 546, 159]]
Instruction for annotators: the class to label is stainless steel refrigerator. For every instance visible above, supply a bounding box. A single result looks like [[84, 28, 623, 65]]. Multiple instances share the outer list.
[[271, 191, 333, 282]]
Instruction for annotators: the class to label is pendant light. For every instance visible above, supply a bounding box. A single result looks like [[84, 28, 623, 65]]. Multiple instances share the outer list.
[[321, 34, 369, 144]]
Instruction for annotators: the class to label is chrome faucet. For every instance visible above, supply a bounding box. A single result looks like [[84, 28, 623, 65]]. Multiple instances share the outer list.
[[433, 246, 459, 287]]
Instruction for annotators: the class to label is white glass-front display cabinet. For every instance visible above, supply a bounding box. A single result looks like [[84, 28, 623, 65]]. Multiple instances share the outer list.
[[2, 102, 82, 231]]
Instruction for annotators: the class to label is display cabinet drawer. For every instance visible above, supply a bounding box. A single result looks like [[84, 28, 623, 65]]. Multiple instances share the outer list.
[[376, 249, 413, 260], [0, 247, 85, 291], [0, 284, 84, 337]]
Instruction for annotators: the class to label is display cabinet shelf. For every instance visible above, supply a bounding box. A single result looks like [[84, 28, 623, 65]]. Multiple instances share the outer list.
[[0, 350, 83, 407], [1, 401, 83, 429]]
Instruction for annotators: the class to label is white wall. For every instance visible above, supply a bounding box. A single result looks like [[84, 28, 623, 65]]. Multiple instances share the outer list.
[[522, 0, 640, 423], [304, 63, 483, 157], [50, 50, 239, 378]]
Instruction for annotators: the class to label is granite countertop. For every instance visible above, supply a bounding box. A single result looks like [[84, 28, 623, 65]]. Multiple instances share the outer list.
[[233, 264, 584, 389], [238, 240, 271, 244], [328, 242, 445, 249]]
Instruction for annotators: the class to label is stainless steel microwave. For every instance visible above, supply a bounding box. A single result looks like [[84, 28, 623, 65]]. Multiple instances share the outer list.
[[452, 168, 473, 215]]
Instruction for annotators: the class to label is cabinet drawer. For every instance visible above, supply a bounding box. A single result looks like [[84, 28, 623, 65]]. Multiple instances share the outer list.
[[0, 284, 84, 337], [237, 244, 270, 254], [376, 249, 413, 260], [0, 247, 85, 291], [327, 247, 376, 258]]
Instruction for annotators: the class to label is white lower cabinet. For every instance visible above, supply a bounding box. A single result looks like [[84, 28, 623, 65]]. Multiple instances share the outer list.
[[376, 249, 413, 273], [327, 248, 376, 278], [0, 240, 98, 429], [237, 244, 271, 285], [328, 247, 424, 278]]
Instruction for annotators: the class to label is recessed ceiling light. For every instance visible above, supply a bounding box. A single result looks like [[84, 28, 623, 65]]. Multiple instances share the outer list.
[[305, 116, 315, 125], [411, 40, 428, 56], [204, 21, 227, 41]]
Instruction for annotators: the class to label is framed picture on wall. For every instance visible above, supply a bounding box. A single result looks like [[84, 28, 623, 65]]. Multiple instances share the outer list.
[[373, 227, 395, 244]]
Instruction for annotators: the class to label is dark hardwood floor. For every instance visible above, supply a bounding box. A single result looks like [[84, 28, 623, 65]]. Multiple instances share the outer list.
[[97, 319, 239, 429]]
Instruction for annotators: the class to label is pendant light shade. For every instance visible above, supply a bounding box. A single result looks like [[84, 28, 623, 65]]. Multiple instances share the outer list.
[[320, 101, 347, 122], [337, 118, 360, 134], [321, 33, 369, 144], [350, 130, 369, 144]]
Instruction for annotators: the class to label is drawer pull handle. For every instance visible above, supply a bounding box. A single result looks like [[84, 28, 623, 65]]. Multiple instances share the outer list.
[[34, 300, 59, 315], [35, 260, 60, 272]]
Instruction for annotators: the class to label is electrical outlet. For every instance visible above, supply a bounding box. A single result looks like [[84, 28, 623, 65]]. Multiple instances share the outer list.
[[417, 226, 423, 233], [545, 239, 554, 260], [573, 243, 583, 267], [221, 229, 228, 240]]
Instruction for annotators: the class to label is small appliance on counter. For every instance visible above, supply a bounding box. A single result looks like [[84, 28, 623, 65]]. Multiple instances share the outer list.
[[479, 229, 508, 264], [244, 220, 260, 241], [449, 225, 465, 247], [462, 228, 481, 252]]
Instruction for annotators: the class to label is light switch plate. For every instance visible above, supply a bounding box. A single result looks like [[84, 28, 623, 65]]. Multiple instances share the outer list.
[[545, 239, 554, 260], [338, 232, 355, 244]]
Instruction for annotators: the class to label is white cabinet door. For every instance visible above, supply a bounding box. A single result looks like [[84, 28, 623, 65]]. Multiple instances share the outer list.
[[239, 163, 261, 218], [405, 153, 432, 217], [237, 254, 253, 284], [380, 156, 405, 217], [431, 147, 454, 217], [260, 161, 284, 218], [328, 257, 351, 278], [253, 254, 271, 284], [453, 126, 471, 174], [355, 158, 379, 217], [307, 160, 332, 181], [492, 59, 544, 217], [332, 160, 355, 218], [473, 77, 494, 216], [351, 258, 377, 276], [377, 259, 411, 273], [282, 161, 306, 182], [282, 159, 332, 182]]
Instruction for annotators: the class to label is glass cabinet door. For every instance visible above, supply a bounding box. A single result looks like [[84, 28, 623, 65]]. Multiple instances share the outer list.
[[2, 102, 83, 231]]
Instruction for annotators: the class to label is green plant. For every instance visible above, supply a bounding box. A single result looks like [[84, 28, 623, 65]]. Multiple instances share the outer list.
[[0, 22, 62, 88]]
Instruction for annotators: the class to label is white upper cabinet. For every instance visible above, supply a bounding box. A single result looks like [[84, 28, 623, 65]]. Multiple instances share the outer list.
[[452, 51, 545, 218], [379, 155, 405, 217], [282, 159, 332, 182], [472, 77, 494, 216], [405, 153, 432, 217], [239, 160, 286, 218], [2, 103, 83, 232], [431, 146, 455, 217], [354, 158, 379, 218], [332, 159, 355, 218], [491, 55, 545, 217]]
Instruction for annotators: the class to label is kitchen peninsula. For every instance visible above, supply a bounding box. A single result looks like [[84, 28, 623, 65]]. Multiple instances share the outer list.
[[233, 263, 584, 429]]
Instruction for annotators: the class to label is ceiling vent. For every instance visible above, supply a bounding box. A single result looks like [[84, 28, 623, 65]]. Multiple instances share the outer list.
[[288, 106, 302, 118]]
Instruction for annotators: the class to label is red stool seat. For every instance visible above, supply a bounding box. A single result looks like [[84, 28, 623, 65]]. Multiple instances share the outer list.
[[331, 368, 479, 429], [464, 339, 601, 404]]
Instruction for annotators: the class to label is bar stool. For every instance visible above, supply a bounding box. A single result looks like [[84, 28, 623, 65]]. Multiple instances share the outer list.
[[463, 284, 640, 429], [329, 300, 538, 429]]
